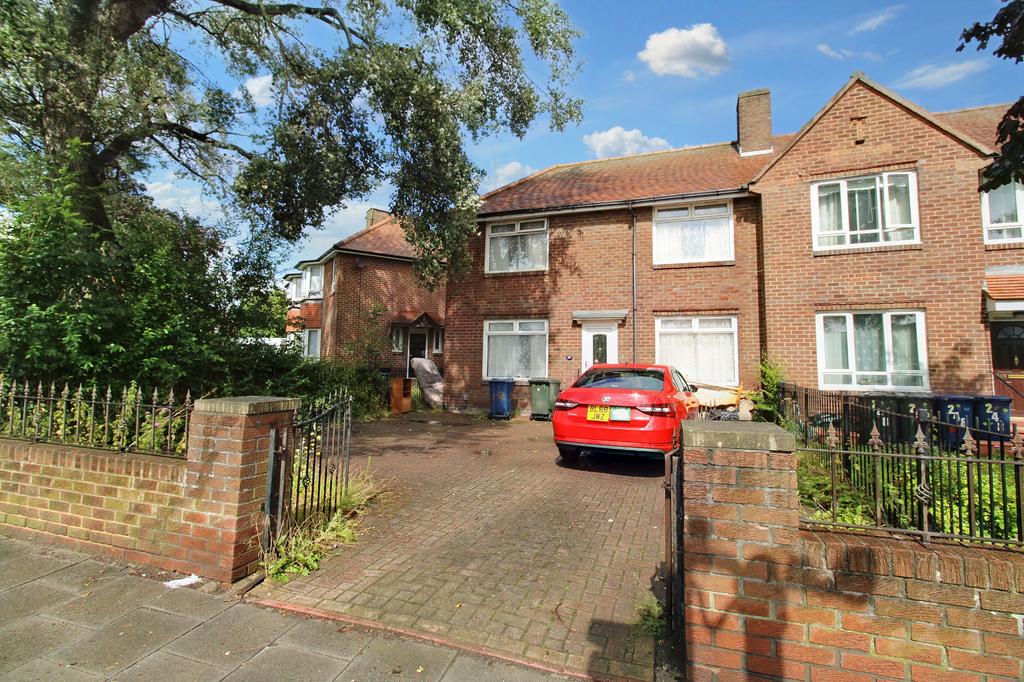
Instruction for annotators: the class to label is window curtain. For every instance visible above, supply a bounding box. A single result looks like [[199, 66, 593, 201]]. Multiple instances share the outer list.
[[655, 217, 730, 262], [989, 182, 1020, 224], [890, 314, 920, 370], [822, 316, 849, 370], [817, 184, 842, 231], [489, 233, 546, 271], [486, 333, 546, 377], [659, 330, 736, 385]]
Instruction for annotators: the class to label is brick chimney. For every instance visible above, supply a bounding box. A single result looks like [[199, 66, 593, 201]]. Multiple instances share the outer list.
[[365, 208, 391, 228], [736, 88, 773, 156]]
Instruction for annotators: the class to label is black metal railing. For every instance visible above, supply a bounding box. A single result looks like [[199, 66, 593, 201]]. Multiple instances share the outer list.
[[0, 377, 191, 457], [782, 383, 1023, 547], [266, 389, 353, 538]]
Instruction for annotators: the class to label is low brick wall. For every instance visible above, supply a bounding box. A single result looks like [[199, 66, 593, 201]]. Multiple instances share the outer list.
[[680, 422, 1024, 681], [0, 396, 298, 583]]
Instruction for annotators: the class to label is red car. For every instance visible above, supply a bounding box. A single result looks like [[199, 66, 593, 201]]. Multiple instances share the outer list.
[[552, 363, 699, 464]]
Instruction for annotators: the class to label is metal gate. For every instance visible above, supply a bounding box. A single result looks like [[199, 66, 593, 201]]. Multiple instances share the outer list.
[[264, 391, 353, 543]]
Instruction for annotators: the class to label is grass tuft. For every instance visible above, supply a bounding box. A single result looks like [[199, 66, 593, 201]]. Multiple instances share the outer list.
[[635, 593, 667, 637], [262, 469, 384, 583]]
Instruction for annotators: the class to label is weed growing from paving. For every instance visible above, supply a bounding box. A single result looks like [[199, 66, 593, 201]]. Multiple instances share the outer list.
[[634, 592, 667, 638], [263, 468, 384, 583]]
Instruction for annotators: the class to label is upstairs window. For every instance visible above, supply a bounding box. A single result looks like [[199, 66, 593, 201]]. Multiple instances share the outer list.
[[486, 220, 548, 273], [811, 172, 919, 250], [286, 278, 301, 303], [653, 202, 733, 265], [303, 264, 324, 298], [983, 180, 1024, 244]]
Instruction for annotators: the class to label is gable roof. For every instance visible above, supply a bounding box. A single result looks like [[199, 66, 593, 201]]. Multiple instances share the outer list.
[[294, 213, 417, 268], [480, 138, 793, 216], [479, 74, 1009, 218], [749, 73, 997, 185], [334, 214, 417, 259], [934, 104, 1009, 150]]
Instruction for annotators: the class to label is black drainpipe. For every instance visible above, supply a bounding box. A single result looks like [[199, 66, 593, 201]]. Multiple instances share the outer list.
[[630, 202, 637, 364]]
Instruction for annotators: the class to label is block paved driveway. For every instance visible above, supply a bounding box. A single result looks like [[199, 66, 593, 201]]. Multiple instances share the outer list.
[[251, 413, 666, 681]]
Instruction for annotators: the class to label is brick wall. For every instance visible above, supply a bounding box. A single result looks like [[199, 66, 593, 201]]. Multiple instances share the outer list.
[[323, 252, 446, 376], [680, 421, 1024, 681], [753, 80, 997, 394], [0, 396, 298, 583], [445, 200, 763, 412]]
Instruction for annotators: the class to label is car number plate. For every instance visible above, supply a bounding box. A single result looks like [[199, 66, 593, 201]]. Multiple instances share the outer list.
[[610, 406, 631, 421], [587, 405, 610, 422]]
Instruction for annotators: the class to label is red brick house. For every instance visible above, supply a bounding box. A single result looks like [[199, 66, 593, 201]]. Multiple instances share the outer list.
[[444, 73, 1017, 414], [286, 210, 446, 377]]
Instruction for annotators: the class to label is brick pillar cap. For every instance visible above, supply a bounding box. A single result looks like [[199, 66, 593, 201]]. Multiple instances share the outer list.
[[193, 396, 301, 415], [681, 421, 795, 453]]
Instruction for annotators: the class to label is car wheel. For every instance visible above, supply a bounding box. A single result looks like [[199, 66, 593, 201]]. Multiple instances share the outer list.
[[557, 446, 579, 467]]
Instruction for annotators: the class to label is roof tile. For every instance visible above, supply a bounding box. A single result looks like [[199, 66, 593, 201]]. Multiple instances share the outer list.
[[987, 275, 1024, 301]]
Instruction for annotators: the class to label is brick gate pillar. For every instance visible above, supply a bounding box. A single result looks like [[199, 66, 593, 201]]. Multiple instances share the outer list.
[[187, 396, 300, 582]]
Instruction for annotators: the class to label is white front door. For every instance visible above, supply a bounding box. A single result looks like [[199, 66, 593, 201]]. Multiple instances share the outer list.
[[581, 323, 619, 372]]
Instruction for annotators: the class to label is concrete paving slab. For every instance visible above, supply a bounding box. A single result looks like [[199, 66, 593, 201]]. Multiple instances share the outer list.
[[338, 636, 457, 682], [0, 581, 81, 623], [0, 657, 100, 681], [50, 607, 200, 677], [221, 645, 348, 682], [148, 586, 233, 621], [45, 576, 169, 628], [275, 619, 374, 661], [163, 603, 298, 669], [36, 559, 124, 594], [0, 616, 90, 675], [441, 655, 567, 682], [111, 651, 227, 682], [0, 553, 76, 591]]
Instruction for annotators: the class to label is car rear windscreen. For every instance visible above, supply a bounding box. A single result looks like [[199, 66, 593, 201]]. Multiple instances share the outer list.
[[573, 369, 665, 391]]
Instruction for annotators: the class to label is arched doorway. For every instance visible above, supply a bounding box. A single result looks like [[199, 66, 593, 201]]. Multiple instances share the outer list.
[[992, 323, 1024, 372]]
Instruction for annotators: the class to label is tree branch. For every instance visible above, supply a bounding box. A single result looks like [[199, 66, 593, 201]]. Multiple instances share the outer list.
[[210, 0, 367, 43]]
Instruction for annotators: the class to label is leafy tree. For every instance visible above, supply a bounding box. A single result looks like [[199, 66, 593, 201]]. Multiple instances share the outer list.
[[0, 0, 581, 283], [959, 1, 1024, 190]]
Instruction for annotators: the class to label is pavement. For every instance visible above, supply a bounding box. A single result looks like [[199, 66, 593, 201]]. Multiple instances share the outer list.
[[250, 413, 666, 681], [0, 534, 570, 681]]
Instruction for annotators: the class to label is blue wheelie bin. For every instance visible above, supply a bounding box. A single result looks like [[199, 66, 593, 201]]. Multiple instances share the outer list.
[[974, 395, 1012, 440], [489, 378, 515, 419], [935, 395, 974, 448]]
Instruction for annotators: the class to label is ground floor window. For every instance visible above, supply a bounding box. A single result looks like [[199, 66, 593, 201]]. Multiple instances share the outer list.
[[655, 316, 738, 386], [390, 326, 405, 353], [483, 319, 547, 379], [816, 311, 928, 390], [291, 329, 320, 358]]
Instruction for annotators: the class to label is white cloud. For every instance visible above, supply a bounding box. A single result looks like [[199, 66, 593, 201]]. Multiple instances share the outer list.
[[244, 74, 275, 107], [483, 161, 537, 192], [850, 5, 903, 34], [638, 24, 730, 78], [894, 60, 989, 89], [622, 70, 636, 83], [582, 126, 670, 159], [817, 43, 881, 61], [145, 179, 221, 220]]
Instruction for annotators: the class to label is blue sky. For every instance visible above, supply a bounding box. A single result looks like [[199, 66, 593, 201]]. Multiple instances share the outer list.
[[145, 1, 1017, 269]]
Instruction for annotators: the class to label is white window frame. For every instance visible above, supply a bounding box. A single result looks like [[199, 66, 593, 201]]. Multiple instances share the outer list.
[[303, 264, 324, 298], [286, 278, 301, 303], [484, 219, 549, 274], [654, 316, 739, 387], [390, 326, 405, 353], [302, 328, 321, 358], [481, 319, 548, 380], [982, 180, 1024, 244], [815, 311, 929, 392], [652, 200, 734, 265], [432, 329, 443, 354], [810, 172, 920, 252]]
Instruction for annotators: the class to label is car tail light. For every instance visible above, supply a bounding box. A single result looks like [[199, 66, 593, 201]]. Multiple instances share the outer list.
[[553, 399, 579, 411], [637, 403, 676, 417]]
